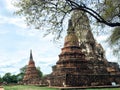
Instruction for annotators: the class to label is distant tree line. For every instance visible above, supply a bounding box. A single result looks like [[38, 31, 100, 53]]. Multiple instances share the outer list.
[[0, 73, 18, 84], [0, 65, 43, 84]]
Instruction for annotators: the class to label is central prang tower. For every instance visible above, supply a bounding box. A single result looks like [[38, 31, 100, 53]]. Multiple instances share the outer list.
[[48, 20, 105, 86], [48, 18, 120, 87]]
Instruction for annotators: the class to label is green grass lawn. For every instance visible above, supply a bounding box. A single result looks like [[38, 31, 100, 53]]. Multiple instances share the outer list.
[[3, 85, 120, 90], [3, 85, 58, 90]]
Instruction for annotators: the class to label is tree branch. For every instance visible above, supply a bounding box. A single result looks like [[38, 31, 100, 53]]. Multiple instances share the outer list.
[[66, 0, 120, 27]]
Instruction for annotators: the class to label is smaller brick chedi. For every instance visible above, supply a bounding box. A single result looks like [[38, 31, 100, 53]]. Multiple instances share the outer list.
[[23, 50, 40, 85], [48, 19, 120, 87]]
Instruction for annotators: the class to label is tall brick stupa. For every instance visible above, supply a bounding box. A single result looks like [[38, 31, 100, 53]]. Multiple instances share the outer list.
[[47, 11, 120, 87], [23, 50, 40, 85]]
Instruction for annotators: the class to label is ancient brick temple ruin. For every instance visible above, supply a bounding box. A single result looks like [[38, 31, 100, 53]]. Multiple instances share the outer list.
[[48, 11, 120, 87], [23, 50, 40, 85]]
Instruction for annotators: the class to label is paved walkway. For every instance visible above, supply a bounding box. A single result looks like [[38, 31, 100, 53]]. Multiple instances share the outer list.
[[50, 85, 120, 90], [0, 86, 4, 90]]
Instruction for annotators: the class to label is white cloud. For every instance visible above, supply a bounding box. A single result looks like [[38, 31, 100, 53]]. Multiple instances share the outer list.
[[0, 30, 9, 34], [0, 29, 61, 76], [5, 0, 17, 11], [0, 15, 27, 28], [0, 0, 60, 76], [9, 17, 27, 28]]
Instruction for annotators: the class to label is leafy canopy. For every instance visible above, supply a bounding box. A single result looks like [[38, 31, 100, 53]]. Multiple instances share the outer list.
[[108, 26, 120, 58], [14, 0, 120, 39], [102, 0, 120, 57]]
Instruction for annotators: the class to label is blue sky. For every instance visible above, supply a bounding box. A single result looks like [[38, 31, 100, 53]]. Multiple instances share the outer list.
[[0, 0, 62, 76], [0, 0, 118, 76]]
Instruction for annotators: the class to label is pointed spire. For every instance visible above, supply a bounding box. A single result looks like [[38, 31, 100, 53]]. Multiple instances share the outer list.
[[30, 49, 33, 60], [28, 49, 35, 66], [67, 19, 75, 34]]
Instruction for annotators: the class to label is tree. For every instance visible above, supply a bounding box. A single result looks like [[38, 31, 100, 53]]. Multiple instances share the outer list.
[[11, 75, 18, 83], [20, 65, 27, 74], [16, 65, 27, 81], [36, 66, 43, 78], [16, 73, 24, 82], [101, 0, 120, 23], [2, 73, 12, 83], [0, 75, 3, 83], [2, 73, 18, 84], [101, 0, 120, 57], [15, 65, 27, 82], [14, 0, 120, 39], [108, 27, 120, 58]]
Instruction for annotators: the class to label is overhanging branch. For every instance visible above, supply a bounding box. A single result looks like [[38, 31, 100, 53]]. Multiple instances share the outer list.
[[66, 0, 120, 27]]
